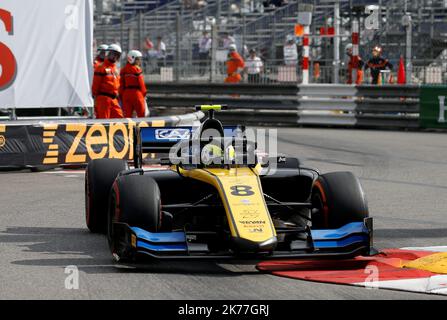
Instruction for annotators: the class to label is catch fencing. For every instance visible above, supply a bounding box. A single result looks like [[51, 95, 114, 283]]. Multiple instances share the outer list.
[[142, 59, 447, 85]]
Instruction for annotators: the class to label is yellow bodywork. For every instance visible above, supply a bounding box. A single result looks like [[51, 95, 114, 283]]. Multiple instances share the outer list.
[[178, 166, 276, 243]]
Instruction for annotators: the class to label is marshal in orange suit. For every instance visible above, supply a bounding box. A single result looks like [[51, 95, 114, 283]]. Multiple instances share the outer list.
[[93, 44, 108, 69], [225, 44, 245, 83], [119, 50, 147, 118], [91, 44, 124, 119]]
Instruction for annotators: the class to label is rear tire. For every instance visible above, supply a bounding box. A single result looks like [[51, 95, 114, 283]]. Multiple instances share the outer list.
[[311, 171, 368, 229], [108, 175, 161, 252], [85, 159, 128, 233]]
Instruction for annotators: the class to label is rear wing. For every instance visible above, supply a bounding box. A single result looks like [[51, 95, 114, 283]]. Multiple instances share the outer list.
[[133, 126, 244, 167], [139, 127, 192, 154], [138, 126, 243, 153]]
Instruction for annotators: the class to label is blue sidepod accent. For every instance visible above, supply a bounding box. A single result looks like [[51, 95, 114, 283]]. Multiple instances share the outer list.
[[311, 222, 369, 249]]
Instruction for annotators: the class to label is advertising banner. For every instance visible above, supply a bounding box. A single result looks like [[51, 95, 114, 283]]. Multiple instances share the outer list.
[[0, 118, 167, 167], [0, 0, 93, 108], [420, 85, 447, 129]]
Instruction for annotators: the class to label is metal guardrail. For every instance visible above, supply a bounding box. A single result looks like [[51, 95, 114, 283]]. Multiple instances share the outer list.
[[356, 85, 421, 98], [147, 83, 421, 128], [149, 82, 298, 95]]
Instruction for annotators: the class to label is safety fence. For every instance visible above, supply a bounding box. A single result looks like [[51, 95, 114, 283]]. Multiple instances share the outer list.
[[144, 60, 303, 84], [0, 112, 203, 168], [142, 59, 447, 85], [146, 83, 438, 129]]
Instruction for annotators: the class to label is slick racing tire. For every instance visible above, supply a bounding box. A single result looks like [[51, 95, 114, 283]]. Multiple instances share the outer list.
[[311, 171, 368, 229], [85, 159, 128, 233], [108, 175, 161, 252]]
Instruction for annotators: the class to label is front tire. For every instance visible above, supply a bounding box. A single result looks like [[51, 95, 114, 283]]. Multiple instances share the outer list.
[[85, 159, 128, 233], [311, 171, 368, 229], [108, 175, 161, 254]]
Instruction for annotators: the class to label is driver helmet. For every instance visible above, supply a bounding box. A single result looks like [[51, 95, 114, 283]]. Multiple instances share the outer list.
[[201, 144, 223, 165], [200, 144, 236, 165]]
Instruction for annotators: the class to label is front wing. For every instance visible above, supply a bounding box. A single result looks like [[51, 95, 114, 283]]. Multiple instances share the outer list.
[[111, 218, 375, 261]]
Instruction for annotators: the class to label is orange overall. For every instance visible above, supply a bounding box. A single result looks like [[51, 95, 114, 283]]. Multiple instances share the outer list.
[[92, 60, 123, 119], [347, 56, 364, 85], [93, 57, 104, 70], [224, 52, 245, 83], [119, 63, 147, 118]]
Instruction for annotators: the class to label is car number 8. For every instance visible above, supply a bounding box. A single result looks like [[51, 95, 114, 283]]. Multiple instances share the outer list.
[[230, 185, 254, 196]]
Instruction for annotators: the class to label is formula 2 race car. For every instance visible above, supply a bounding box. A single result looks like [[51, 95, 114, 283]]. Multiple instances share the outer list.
[[85, 105, 376, 262]]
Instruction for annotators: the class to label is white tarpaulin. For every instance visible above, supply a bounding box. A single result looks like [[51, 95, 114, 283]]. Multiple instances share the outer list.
[[0, 0, 93, 108]]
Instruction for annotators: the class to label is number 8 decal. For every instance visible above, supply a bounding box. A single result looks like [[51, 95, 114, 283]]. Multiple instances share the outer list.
[[230, 185, 255, 196], [0, 8, 17, 91]]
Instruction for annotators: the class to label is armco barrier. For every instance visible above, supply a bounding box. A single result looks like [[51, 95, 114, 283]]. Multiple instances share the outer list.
[[147, 83, 421, 128], [0, 112, 203, 168]]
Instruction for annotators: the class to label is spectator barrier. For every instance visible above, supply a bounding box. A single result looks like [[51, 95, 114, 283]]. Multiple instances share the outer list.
[[0, 112, 203, 168]]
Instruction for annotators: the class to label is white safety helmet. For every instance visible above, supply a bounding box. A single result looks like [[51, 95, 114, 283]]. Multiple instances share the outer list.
[[286, 34, 294, 42], [127, 50, 143, 64], [228, 43, 237, 51], [345, 43, 353, 52], [97, 44, 108, 52], [107, 44, 122, 54]]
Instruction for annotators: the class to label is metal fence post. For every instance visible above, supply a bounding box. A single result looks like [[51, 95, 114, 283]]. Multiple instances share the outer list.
[[271, 12, 276, 61], [211, 23, 218, 83], [333, 1, 340, 84], [120, 14, 124, 51], [217, 0, 221, 26], [138, 12, 143, 53], [302, 26, 310, 84], [176, 12, 181, 82], [403, 13, 412, 84], [128, 27, 133, 52], [242, 14, 246, 54], [203, 6, 207, 32], [9, 108, 16, 121], [96, 0, 103, 18], [351, 18, 359, 84]]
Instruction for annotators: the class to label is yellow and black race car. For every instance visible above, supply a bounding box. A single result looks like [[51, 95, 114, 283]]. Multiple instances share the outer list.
[[85, 105, 375, 261]]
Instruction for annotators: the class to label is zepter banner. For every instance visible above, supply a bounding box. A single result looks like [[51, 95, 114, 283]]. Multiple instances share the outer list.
[[0, 0, 93, 108], [0, 119, 167, 167]]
